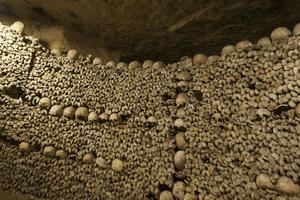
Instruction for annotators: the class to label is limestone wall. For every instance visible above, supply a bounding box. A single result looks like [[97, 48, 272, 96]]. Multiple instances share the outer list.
[[1, 0, 300, 62]]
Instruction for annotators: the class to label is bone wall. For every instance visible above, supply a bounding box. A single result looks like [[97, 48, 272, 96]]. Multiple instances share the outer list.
[[1, 21, 300, 200]]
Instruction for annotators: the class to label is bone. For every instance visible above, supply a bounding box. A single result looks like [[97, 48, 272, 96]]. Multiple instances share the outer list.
[[236, 40, 253, 51], [177, 81, 189, 91], [175, 132, 187, 150], [183, 193, 197, 200], [19, 142, 30, 152], [172, 181, 185, 199], [67, 49, 79, 60], [174, 151, 185, 171], [128, 61, 142, 69], [99, 113, 109, 121], [50, 49, 62, 57], [176, 93, 189, 107], [49, 105, 64, 116], [43, 146, 56, 157], [2, 20, 300, 200], [106, 61, 116, 68], [295, 103, 300, 118], [221, 45, 235, 56], [75, 107, 89, 121], [109, 113, 119, 122], [176, 71, 192, 81], [63, 106, 76, 118], [276, 176, 300, 194], [142, 60, 154, 69], [193, 53, 207, 65], [152, 61, 165, 71], [93, 57, 103, 65], [10, 21, 24, 33], [159, 191, 174, 200], [82, 153, 95, 164], [95, 157, 108, 169], [257, 37, 272, 49], [176, 108, 186, 118], [112, 159, 124, 172], [293, 23, 300, 36], [207, 55, 220, 63], [256, 174, 274, 189], [271, 27, 292, 43], [38, 97, 51, 110], [116, 62, 128, 70], [88, 112, 99, 121], [147, 116, 158, 125], [174, 118, 185, 129], [55, 150, 68, 159]]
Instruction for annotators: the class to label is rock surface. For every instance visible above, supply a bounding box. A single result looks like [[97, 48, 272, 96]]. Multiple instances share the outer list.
[[0, 0, 300, 62]]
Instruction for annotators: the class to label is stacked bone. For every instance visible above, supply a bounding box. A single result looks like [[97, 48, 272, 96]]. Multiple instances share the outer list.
[[24, 51, 175, 125], [1, 20, 300, 200], [0, 22, 176, 200], [0, 22, 44, 100], [1, 96, 178, 199], [181, 24, 300, 199], [159, 55, 203, 200]]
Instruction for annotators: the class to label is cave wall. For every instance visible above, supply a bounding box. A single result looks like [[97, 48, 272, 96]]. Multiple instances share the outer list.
[[0, 0, 300, 63]]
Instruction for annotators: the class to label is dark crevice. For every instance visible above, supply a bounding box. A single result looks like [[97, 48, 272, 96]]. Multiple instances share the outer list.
[[162, 93, 172, 101], [0, 71, 7, 77], [175, 126, 186, 132], [174, 146, 180, 152], [77, 116, 87, 121], [31, 143, 41, 152], [39, 40, 49, 48], [35, 91, 42, 98], [120, 114, 130, 122], [173, 174, 186, 182], [170, 129, 177, 136], [248, 83, 256, 90], [201, 154, 210, 163], [69, 154, 77, 161], [192, 90, 203, 101], [119, 114, 130, 125], [145, 193, 157, 200], [3, 86, 24, 99], [0, 135, 19, 146], [26, 52, 36, 80], [273, 104, 291, 115], [32, 6, 57, 23], [219, 125, 225, 130], [116, 69, 123, 75], [0, 99, 5, 105], [158, 183, 170, 192], [23, 37, 33, 45], [232, 159, 241, 166]]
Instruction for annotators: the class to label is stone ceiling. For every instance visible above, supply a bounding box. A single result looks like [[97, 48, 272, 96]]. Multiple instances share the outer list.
[[0, 0, 300, 63]]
